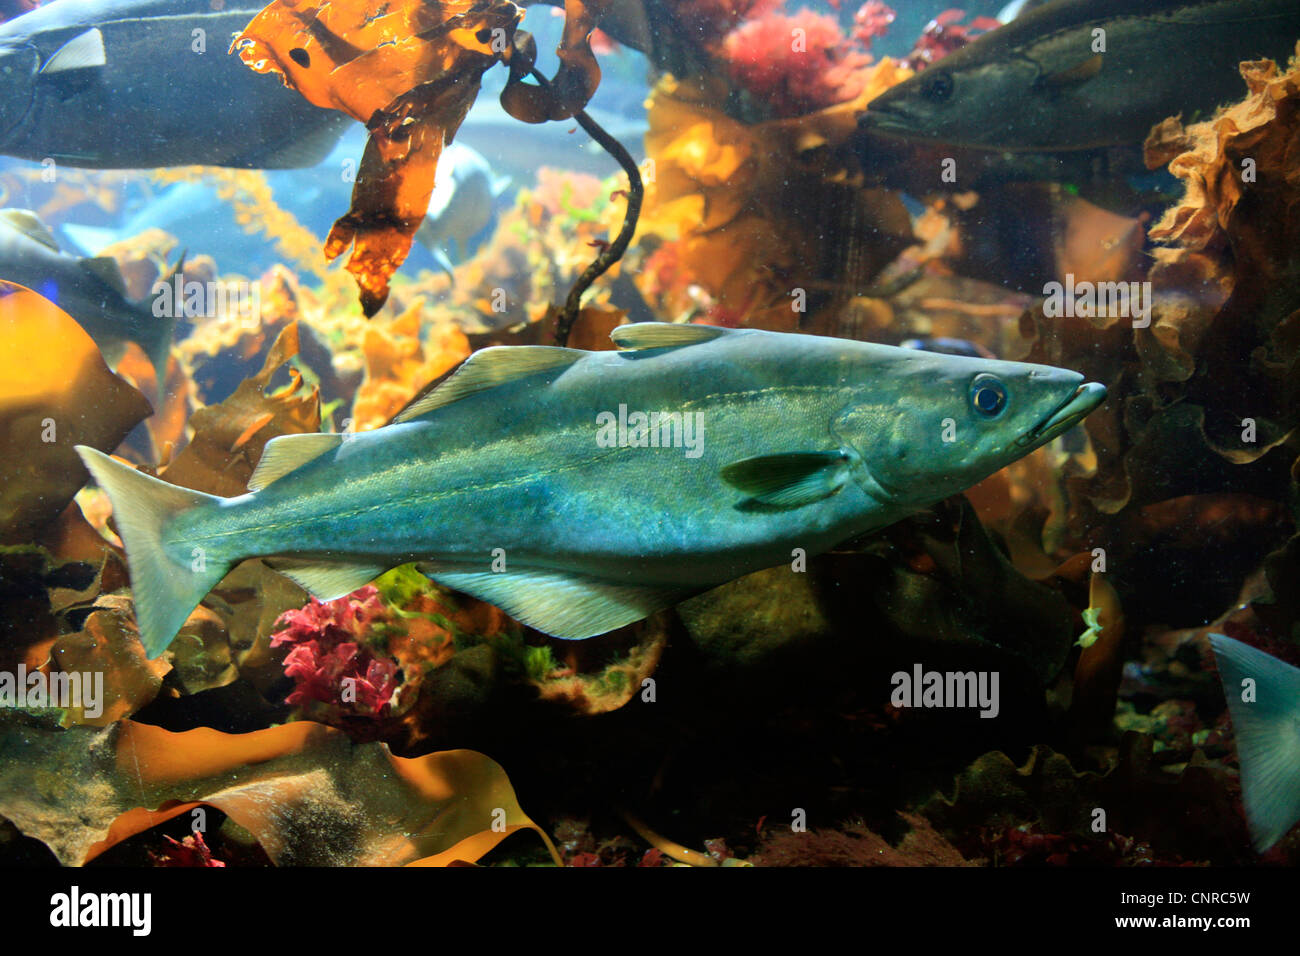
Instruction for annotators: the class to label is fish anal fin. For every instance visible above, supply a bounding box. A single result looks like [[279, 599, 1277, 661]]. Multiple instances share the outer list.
[[248, 432, 343, 490], [266, 559, 386, 600], [419, 565, 687, 639], [610, 322, 735, 351], [41, 28, 106, 75], [721, 451, 850, 509], [394, 346, 585, 423]]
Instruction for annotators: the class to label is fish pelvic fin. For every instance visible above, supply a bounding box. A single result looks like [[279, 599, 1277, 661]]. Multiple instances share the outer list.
[[75, 447, 230, 659], [1209, 633, 1300, 852], [419, 565, 688, 639]]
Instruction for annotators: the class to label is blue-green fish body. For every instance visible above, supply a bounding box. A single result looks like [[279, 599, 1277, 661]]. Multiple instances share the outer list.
[[78, 323, 1106, 658]]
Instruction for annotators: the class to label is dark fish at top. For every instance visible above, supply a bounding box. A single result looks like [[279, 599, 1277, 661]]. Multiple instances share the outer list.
[[859, 0, 1300, 153], [0, 0, 351, 168]]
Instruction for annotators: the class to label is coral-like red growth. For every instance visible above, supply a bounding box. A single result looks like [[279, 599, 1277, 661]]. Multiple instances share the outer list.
[[906, 8, 1000, 70], [150, 831, 227, 867], [271, 587, 400, 720], [852, 1, 895, 45], [721, 8, 871, 117]]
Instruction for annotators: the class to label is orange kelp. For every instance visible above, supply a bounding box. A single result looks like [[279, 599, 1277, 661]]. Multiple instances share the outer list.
[[0, 717, 559, 867], [234, 0, 522, 316], [0, 281, 151, 544]]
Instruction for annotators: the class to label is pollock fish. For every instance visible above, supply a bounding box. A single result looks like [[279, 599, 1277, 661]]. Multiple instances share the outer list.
[[859, 0, 1300, 153], [0, 0, 351, 168], [0, 208, 174, 379], [76, 323, 1106, 658], [1208, 634, 1300, 852]]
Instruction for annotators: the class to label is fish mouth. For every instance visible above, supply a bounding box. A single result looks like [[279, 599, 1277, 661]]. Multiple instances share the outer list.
[[1015, 382, 1107, 449]]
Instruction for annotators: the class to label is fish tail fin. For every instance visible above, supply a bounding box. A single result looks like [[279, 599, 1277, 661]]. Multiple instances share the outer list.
[[1209, 633, 1300, 852], [75, 446, 231, 659]]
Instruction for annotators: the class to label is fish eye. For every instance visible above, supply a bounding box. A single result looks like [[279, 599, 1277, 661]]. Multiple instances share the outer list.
[[921, 70, 954, 102], [969, 374, 1007, 417]]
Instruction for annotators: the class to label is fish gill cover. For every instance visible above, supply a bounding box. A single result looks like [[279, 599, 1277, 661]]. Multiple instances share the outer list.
[[0, 0, 1297, 880]]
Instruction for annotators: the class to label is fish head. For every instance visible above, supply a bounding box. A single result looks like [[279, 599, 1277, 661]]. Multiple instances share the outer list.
[[0, 40, 39, 144], [859, 52, 1059, 152], [832, 349, 1106, 506]]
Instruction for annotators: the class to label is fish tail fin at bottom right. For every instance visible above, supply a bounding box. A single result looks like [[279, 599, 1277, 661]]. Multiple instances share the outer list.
[[75, 446, 230, 661], [1209, 633, 1300, 853]]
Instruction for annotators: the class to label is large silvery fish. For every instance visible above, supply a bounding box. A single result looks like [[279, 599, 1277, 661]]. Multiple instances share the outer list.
[[1208, 634, 1300, 852], [0, 208, 174, 378], [76, 323, 1107, 658], [0, 0, 351, 168], [858, 0, 1300, 152]]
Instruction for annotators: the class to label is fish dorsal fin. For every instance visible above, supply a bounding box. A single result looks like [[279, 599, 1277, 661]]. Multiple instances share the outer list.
[[720, 451, 851, 509], [41, 28, 107, 75], [79, 256, 128, 296], [0, 209, 60, 251], [419, 564, 689, 640], [248, 432, 343, 490], [394, 346, 585, 423], [266, 559, 386, 600], [1037, 54, 1103, 91], [610, 322, 735, 351]]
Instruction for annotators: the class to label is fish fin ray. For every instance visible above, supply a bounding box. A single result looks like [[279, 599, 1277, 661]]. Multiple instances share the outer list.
[[610, 322, 735, 351], [74, 446, 228, 659], [394, 346, 585, 423], [41, 28, 106, 75], [419, 565, 686, 639], [1209, 634, 1300, 852], [248, 433, 344, 490], [266, 560, 386, 600], [721, 451, 850, 509], [0, 209, 60, 251]]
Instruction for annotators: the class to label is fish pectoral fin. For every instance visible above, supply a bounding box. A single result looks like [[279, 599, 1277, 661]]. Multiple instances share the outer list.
[[40, 28, 107, 75], [79, 256, 129, 297], [610, 322, 735, 351], [248, 432, 344, 490], [720, 451, 851, 509], [0, 209, 61, 251], [418, 565, 686, 639], [393, 345, 586, 423], [1037, 54, 1103, 91], [265, 560, 387, 601]]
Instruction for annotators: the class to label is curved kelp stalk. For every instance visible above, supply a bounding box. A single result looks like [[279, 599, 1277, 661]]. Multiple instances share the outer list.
[[502, 32, 643, 346]]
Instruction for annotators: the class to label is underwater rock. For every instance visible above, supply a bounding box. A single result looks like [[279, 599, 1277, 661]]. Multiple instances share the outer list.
[[0, 714, 557, 867], [0, 281, 152, 544]]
